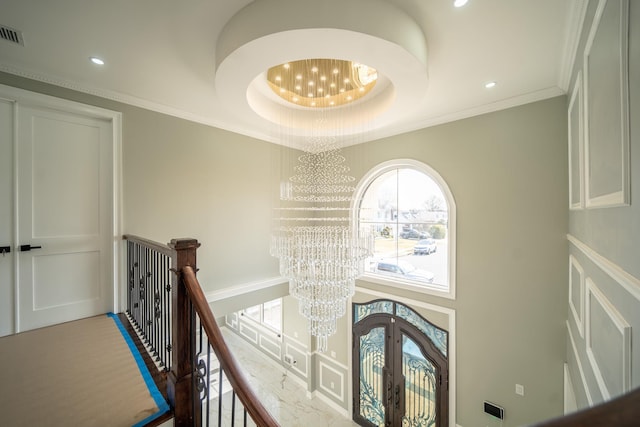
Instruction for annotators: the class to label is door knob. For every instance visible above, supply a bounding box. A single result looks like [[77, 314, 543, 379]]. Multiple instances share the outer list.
[[19, 244, 42, 252]]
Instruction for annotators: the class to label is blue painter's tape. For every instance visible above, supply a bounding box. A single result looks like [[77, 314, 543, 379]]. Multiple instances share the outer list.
[[107, 312, 171, 427]]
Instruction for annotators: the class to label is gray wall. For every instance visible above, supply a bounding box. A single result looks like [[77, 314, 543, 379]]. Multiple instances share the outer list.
[[341, 96, 569, 427], [0, 71, 284, 294], [0, 71, 569, 426], [564, 0, 640, 409]]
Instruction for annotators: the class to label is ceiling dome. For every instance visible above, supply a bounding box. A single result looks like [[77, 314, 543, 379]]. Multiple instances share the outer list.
[[215, 0, 429, 140]]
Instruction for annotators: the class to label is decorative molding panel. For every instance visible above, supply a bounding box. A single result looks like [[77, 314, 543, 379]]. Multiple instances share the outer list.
[[567, 235, 640, 302], [319, 360, 345, 402], [564, 363, 578, 415], [225, 312, 238, 329], [567, 320, 593, 405], [239, 322, 258, 344], [285, 342, 309, 378], [568, 72, 584, 210], [585, 279, 631, 400], [259, 334, 282, 360], [583, 0, 630, 208], [569, 255, 585, 337]]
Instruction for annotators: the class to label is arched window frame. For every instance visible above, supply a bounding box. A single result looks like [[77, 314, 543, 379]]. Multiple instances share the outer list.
[[352, 159, 457, 300]]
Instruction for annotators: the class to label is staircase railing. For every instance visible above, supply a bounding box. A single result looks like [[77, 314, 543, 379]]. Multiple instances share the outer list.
[[124, 235, 279, 427]]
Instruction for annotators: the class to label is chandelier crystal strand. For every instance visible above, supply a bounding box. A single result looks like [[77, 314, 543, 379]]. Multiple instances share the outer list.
[[270, 81, 374, 351]]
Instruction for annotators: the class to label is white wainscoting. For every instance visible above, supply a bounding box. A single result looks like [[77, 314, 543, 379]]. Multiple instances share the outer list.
[[585, 279, 631, 400], [569, 255, 585, 337], [583, 0, 630, 208]]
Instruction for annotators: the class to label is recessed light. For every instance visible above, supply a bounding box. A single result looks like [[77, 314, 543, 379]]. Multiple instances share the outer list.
[[484, 81, 497, 89], [454, 0, 468, 7], [90, 57, 105, 65]]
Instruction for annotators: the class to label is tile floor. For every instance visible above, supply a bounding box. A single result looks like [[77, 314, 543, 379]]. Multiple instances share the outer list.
[[209, 328, 360, 427]]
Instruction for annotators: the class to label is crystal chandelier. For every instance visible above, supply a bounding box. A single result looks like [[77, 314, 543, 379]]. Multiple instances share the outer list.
[[269, 61, 375, 351]]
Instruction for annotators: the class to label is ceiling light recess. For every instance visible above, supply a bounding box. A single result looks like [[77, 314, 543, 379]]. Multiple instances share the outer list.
[[215, 0, 429, 140], [266, 59, 377, 109]]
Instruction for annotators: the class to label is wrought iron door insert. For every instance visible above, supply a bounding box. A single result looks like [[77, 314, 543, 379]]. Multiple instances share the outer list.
[[353, 300, 448, 427]]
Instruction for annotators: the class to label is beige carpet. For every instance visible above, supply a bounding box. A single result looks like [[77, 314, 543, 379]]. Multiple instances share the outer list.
[[0, 314, 169, 427]]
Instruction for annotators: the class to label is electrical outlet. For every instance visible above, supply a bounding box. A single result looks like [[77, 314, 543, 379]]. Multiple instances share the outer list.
[[330, 381, 335, 389], [331, 351, 336, 358], [516, 384, 524, 396]]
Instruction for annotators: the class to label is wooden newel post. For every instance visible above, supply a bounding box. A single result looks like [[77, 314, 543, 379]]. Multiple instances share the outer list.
[[167, 238, 201, 427]]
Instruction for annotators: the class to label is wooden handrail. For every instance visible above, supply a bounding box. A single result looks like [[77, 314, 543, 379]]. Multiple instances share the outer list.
[[181, 265, 280, 427], [534, 386, 640, 426]]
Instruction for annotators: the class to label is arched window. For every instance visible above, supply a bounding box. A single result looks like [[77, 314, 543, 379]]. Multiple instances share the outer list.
[[355, 160, 456, 299]]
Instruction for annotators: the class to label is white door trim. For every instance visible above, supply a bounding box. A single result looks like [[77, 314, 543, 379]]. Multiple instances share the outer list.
[[0, 83, 122, 332]]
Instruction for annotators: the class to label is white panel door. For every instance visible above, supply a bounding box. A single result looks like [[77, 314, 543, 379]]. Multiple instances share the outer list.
[[16, 105, 113, 332], [0, 99, 14, 337]]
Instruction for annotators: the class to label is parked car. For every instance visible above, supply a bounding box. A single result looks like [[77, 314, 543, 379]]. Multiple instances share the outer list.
[[414, 238, 437, 255], [399, 229, 429, 240], [375, 259, 435, 283]]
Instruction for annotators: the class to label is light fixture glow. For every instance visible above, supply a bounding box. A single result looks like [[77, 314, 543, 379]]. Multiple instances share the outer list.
[[266, 58, 378, 108], [90, 57, 105, 65], [485, 81, 497, 89], [454, 0, 468, 7]]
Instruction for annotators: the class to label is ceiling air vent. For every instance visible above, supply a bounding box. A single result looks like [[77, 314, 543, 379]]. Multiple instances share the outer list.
[[0, 25, 24, 46]]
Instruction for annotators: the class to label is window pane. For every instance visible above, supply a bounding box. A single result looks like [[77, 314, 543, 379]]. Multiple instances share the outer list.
[[244, 305, 260, 322], [262, 298, 282, 332], [359, 166, 450, 289]]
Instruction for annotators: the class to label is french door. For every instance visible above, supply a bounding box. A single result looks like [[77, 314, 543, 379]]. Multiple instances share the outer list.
[[353, 300, 448, 427]]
